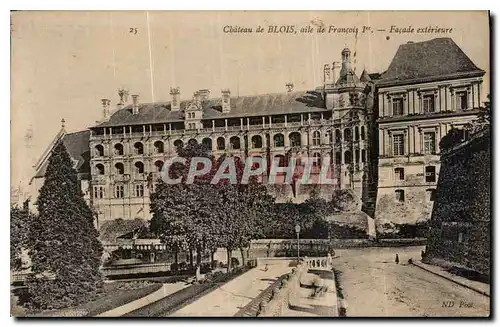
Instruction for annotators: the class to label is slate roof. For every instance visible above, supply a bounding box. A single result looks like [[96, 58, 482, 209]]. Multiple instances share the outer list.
[[94, 90, 327, 128], [378, 38, 485, 87], [33, 130, 91, 178], [99, 218, 148, 243]]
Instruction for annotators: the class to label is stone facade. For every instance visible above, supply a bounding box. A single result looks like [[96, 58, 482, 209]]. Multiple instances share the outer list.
[[87, 47, 377, 227], [29, 38, 487, 234], [374, 38, 486, 231]]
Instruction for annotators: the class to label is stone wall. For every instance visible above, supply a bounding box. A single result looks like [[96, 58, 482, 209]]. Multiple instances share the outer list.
[[425, 130, 490, 276]]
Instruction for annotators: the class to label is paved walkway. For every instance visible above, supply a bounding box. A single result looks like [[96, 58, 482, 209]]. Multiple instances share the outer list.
[[412, 261, 490, 296], [333, 246, 489, 317], [169, 263, 292, 317], [96, 282, 189, 317]]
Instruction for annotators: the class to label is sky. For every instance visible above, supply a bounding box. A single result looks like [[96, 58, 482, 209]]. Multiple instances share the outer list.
[[11, 11, 490, 188]]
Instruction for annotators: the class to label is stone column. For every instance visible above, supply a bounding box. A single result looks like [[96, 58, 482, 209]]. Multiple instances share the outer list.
[[438, 86, 445, 112], [468, 86, 473, 109], [379, 128, 385, 157], [408, 126, 412, 156], [448, 86, 454, 111], [378, 93, 385, 117], [408, 90, 414, 115], [284, 132, 290, 147]]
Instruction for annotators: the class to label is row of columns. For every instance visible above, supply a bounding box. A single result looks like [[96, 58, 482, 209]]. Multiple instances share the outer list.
[[378, 81, 482, 117], [379, 122, 464, 157]]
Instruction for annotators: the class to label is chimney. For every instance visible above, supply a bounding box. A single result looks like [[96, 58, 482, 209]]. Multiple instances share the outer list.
[[221, 89, 231, 113], [285, 81, 294, 92], [170, 87, 180, 111], [131, 94, 139, 114], [101, 98, 111, 119], [197, 89, 210, 102], [323, 64, 332, 84], [117, 88, 129, 110], [332, 61, 341, 83], [340, 48, 351, 77]]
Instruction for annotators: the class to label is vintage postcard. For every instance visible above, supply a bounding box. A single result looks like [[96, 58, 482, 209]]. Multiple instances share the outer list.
[[10, 11, 490, 318]]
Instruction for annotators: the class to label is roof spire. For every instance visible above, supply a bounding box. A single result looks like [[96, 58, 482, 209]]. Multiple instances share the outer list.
[[61, 118, 66, 129]]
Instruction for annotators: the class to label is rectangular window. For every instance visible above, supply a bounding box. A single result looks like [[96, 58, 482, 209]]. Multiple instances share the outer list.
[[393, 134, 405, 156], [456, 91, 468, 111], [135, 184, 144, 197], [425, 166, 436, 183], [392, 98, 404, 116], [115, 185, 124, 198], [394, 167, 405, 180], [423, 95, 435, 113], [395, 190, 405, 202], [424, 132, 436, 155]]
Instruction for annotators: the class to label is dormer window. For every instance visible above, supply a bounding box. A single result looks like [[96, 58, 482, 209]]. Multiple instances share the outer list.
[[392, 98, 404, 116]]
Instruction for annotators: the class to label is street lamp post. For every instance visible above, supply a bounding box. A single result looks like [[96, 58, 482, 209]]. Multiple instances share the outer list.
[[295, 224, 301, 262]]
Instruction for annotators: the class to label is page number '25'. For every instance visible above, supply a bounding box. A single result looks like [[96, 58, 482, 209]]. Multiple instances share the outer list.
[[129, 28, 138, 35]]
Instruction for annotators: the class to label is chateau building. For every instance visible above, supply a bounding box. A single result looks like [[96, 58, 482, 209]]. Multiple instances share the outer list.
[[373, 38, 486, 228], [30, 37, 486, 233]]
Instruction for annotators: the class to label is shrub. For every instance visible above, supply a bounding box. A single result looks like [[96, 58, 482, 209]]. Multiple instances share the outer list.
[[179, 262, 187, 270], [170, 263, 179, 272], [231, 257, 240, 268]]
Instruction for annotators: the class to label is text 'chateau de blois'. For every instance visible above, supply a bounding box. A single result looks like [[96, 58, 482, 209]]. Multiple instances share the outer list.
[[28, 37, 486, 236]]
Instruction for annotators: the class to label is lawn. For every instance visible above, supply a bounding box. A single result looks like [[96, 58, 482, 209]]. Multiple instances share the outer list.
[[13, 281, 162, 317]]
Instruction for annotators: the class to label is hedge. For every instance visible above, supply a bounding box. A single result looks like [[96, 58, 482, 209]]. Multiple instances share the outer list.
[[123, 267, 251, 317]]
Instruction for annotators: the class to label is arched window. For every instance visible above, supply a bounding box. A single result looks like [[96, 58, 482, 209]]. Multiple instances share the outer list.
[[202, 138, 212, 150], [95, 144, 104, 157], [114, 143, 124, 156], [174, 139, 184, 149], [252, 135, 263, 148], [335, 129, 342, 144], [312, 131, 321, 146], [335, 152, 342, 165], [344, 128, 352, 142], [95, 164, 105, 175], [355, 126, 360, 141], [275, 154, 286, 167], [135, 161, 145, 174], [154, 141, 164, 153], [217, 137, 225, 150], [289, 132, 301, 147], [361, 149, 367, 163], [134, 142, 144, 155], [273, 134, 284, 147], [188, 138, 198, 145], [355, 149, 360, 163], [344, 150, 352, 165], [155, 160, 164, 172], [361, 126, 366, 140], [313, 152, 321, 166], [230, 136, 241, 150], [115, 163, 124, 175]]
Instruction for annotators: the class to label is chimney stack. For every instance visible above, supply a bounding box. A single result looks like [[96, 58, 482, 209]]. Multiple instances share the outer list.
[[332, 61, 341, 84], [101, 98, 111, 119], [221, 89, 231, 113], [197, 89, 210, 102], [117, 88, 129, 110], [324, 64, 332, 84], [170, 87, 180, 111], [131, 94, 139, 114]]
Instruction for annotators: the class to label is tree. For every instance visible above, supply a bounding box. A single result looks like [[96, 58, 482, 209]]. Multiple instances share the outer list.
[[11, 200, 33, 270], [26, 141, 103, 310]]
